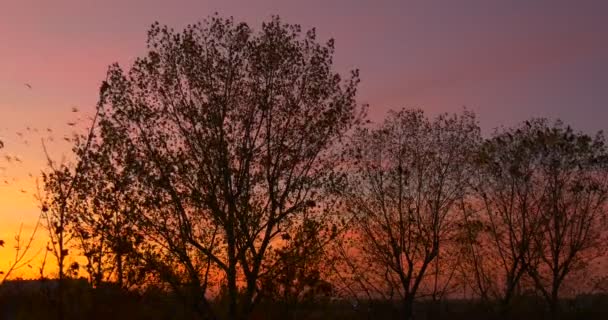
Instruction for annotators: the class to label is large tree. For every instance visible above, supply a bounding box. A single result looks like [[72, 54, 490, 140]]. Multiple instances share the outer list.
[[338, 109, 480, 319], [80, 15, 361, 319]]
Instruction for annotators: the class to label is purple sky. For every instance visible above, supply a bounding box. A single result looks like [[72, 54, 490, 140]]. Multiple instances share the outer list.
[[2, 0, 607, 133], [0, 0, 607, 246]]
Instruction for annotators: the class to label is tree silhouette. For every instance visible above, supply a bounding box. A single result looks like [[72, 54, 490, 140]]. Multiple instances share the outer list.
[[470, 119, 608, 317], [39, 75, 110, 320], [518, 120, 608, 317], [337, 109, 480, 319], [63, 15, 362, 319], [471, 121, 549, 311], [0, 137, 42, 284]]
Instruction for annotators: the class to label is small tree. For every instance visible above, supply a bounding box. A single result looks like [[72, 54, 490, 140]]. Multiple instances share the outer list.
[[472, 120, 553, 312], [473, 119, 608, 317], [41, 162, 75, 285], [0, 139, 42, 284], [40, 80, 109, 320], [0, 221, 41, 284], [339, 109, 480, 319], [258, 219, 336, 317], [521, 120, 608, 317]]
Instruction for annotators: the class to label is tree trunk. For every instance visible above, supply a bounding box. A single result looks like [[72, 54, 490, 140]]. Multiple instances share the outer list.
[[116, 252, 123, 288], [403, 296, 414, 320], [58, 225, 65, 320], [227, 232, 238, 320], [549, 285, 560, 320]]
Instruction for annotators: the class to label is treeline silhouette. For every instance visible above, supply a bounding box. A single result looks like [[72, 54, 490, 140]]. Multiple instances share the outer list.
[[1, 15, 608, 320]]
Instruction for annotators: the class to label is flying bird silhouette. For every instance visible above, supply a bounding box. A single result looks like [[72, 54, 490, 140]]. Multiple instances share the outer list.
[[24, 83, 32, 89]]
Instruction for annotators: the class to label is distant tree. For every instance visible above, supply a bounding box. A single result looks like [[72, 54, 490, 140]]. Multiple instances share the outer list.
[[337, 109, 480, 319], [519, 120, 608, 317], [41, 162, 75, 285], [79, 15, 361, 319], [0, 134, 41, 284], [452, 198, 496, 303], [472, 120, 549, 311], [0, 220, 41, 284], [40, 79, 110, 320], [472, 119, 608, 317], [258, 218, 337, 317]]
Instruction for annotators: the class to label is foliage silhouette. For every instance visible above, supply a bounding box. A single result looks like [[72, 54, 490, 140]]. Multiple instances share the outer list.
[[334, 109, 480, 319], [44, 14, 363, 320]]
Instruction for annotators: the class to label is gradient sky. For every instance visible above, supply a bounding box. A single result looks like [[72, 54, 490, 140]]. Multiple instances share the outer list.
[[1, 0, 608, 275]]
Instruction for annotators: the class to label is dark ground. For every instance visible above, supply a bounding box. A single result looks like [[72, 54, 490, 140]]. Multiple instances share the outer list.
[[0, 281, 606, 320]]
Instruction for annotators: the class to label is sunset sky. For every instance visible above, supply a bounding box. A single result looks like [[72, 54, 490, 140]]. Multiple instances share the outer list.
[[1, 0, 608, 276]]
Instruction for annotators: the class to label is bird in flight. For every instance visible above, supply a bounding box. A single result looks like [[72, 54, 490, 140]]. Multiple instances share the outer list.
[[24, 83, 32, 89]]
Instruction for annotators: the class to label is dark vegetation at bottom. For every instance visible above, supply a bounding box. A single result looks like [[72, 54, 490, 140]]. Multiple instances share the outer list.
[[1, 284, 606, 320]]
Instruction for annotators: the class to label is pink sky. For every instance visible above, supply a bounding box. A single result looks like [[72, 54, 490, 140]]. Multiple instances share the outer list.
[[1, 0, 607, 275]]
